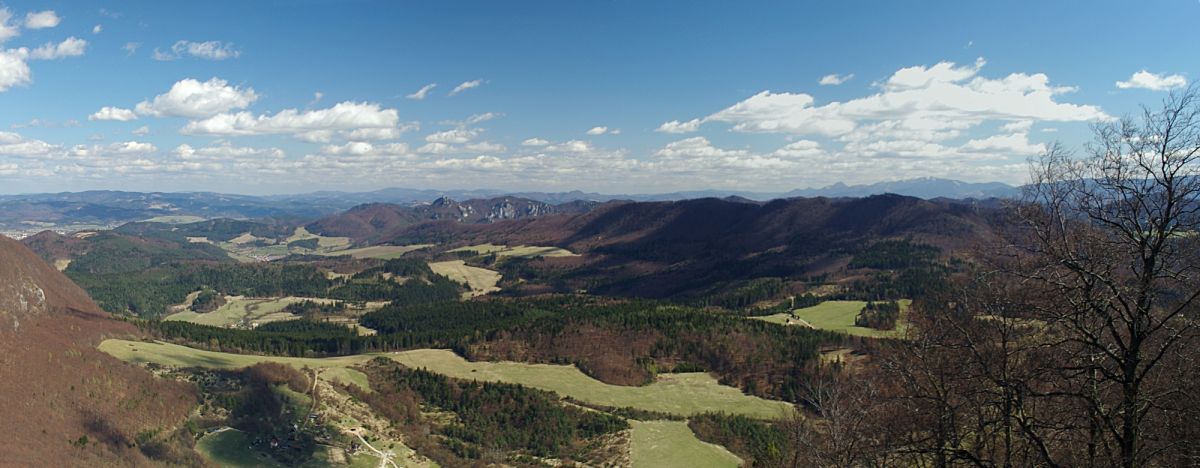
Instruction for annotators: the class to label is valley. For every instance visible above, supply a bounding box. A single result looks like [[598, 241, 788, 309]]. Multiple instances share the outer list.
[[9, 193, 957, 466]]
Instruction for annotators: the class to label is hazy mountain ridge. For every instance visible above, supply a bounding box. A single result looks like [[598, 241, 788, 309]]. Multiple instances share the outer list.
[[0, 178, 1016, 234]]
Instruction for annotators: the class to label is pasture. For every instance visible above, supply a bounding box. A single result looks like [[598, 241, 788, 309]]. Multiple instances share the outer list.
[[163, 296, 306, 328], [286, 226, 353, 252], [629, 420, 742, 468], [98, 341, 792, 419], [753, 299, 912, 338], [316, 244, 433, 259], [388, 349, 793, 419], [427, 260, 502, 297], [98, 339, 373, 390], [449, 243, 579, 258], [142, 215, 207, 224]]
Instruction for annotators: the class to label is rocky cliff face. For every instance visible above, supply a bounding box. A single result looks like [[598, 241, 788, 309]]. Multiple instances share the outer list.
[[0, 235, 99, 332]]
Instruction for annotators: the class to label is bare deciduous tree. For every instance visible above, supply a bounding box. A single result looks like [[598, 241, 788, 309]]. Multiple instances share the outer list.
[[1012, 84, 1200, 467]]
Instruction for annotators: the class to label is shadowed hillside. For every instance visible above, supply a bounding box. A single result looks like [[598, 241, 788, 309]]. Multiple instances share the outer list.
[[388, 195, 997, 298]]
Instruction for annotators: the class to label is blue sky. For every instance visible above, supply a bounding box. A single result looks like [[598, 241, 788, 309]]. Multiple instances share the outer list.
[[0, 0, 1195, 195]]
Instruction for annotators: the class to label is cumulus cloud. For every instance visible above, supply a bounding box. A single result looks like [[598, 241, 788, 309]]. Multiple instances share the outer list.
[[406, 83, 436, 100], [1115, 70, 1188, 91], [667, 58, 1106, 139], [425, 127, 481, 144], [0, 35, 87, 92], [0, 131, 58, 157], [449, 79, 483, 96], [23, 11, 60, 29], [521, 138, 549, 147], [0, 49, 31, 91], [819, 73, 853, 85], [131, 126, 149, 136], [28, 37, 87, 60], [92, 24, 102, 34], [656, 119, 702, 134], [0, 9, 20, 43], [182, 102, 400, 137], [89, 106, 137, 121], [134, 78, 258, 118], [122, 42, 140, 55], [586, 126, 620, 136], [153, 40, 241, 61]]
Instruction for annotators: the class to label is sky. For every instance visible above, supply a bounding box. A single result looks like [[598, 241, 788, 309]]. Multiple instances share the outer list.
[[0, 0, 1196, 195]]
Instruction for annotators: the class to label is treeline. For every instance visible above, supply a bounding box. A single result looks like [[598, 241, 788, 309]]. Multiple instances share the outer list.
[[142, 320, 364, 356], [847, 239, 939, 270], [690, 413, 790, 467], [377, 360, 626, 459], [144, 297, 844, 403], [854, 300, 900, 330], [74, 254, 463, 316]]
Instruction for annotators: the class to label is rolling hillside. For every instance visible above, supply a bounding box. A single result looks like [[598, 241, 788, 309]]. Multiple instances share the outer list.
[[0, 235, 196, 466]]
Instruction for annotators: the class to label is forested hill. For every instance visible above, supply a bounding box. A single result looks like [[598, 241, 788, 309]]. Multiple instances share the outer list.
[[388, 194, 999, 298], [305, 196, 599, 243]]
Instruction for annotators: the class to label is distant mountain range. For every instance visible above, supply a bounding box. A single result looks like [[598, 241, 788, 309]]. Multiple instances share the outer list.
[[273, 178, 1019, 205], [0, 178, 1018, 233]]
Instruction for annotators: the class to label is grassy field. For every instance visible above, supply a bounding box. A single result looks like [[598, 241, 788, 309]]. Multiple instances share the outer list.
[[99, 340, 790, 418], [629, 420, 742, 468], [142, 215, 207, 224], [215, 227, 355, 262], [316, 244, 433, 259], [98, 340, 373, 390], [389, 349, 793, 419], [163, 296, 306, 328], [428, 260, 502, 297], [448, 243, 579, 258], [287, 226, 353, 251], [196, 429, 283, 467], [753, 300, 912, 338]]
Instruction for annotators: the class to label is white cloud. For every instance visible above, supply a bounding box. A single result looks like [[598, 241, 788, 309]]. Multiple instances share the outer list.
[[28, 37, 87, 60], [406, 83, 436, 100], [131, 126, 149, 136], [1115, 70, 1187, 91], [322, 141, 376, 156], [1000, 120, 1033, 133], [154, 40, 241, 61], [0, 49, 31, 91], [819, 73, 853, 85], [465, 141, 506, 153], [134, 78, 258, 119], [585, 126, 619, 136], [449, 79, 483, 96], [521, 138, 549, 147], [0, 131, 58, 157], [92, 24, 102, 34], [466, 112, 500, 124], [656, 118, 702, 134], [662, 58, 1106, 141], [417, 142, 454, 154], [122, 42, 140, 55], [425, 127, 480, 144], [24, 11, 60, 29], [182, 102, 400, 137], [343, 127, 404, 141], [89, 106, 137, 121], [0, 9, 20, 43]]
